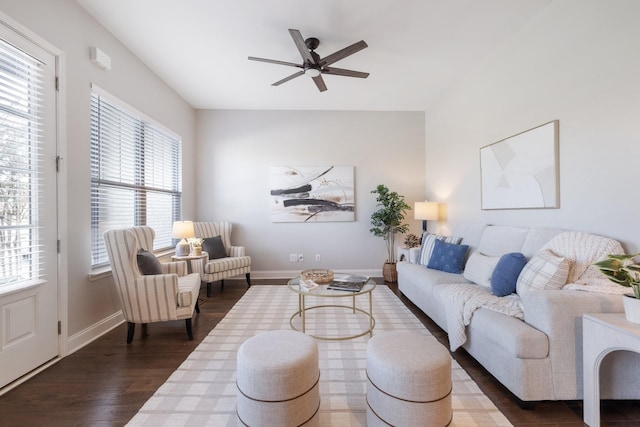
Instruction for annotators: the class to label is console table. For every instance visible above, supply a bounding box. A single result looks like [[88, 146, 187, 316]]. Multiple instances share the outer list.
[[583, 313, 640, 427]]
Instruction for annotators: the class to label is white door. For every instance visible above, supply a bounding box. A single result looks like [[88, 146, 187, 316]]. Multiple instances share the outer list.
[[0, 23, 58, 388]]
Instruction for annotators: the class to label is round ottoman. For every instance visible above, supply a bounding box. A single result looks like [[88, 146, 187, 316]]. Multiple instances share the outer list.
[[236, 330, 320, 426], [366, 331, 452, 427]]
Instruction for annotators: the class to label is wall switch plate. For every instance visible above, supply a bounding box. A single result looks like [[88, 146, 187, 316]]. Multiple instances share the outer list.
[[297, 253, 304, 262], [289, 254, 298, 262], [315, 254, 321, 262]]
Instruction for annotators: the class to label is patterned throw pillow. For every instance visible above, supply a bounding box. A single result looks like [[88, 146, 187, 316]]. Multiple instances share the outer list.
[[516, 250, 570, 296], [491, 253, 527, 297], [463, 252, 500, 287], [137, 249, 163, 275], [427, 239, 470, 274], [418, 232, 462, 266]]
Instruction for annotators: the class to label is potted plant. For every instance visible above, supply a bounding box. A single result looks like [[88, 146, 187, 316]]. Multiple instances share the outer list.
[[188, 237, 204, 256], [403, 233, 421, 249], [370, 184, 411, 282], [594, 253, 640, 323]]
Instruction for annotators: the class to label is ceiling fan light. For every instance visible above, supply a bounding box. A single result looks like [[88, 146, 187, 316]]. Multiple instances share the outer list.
[[305, 67, 321, 78]]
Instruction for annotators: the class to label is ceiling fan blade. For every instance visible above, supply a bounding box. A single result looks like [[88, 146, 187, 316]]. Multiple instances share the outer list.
[[272, 70, 305, 86], [321, 40, 368, 67], [248, 56, 302, 68], [289, 29, 315, 64], [312, 75, 327, 92], [323, 67, 369, 79]]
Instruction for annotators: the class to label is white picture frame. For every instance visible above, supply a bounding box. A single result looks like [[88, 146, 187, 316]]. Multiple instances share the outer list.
[[480, 120, 559, 210], [270, 165, 355, 222]]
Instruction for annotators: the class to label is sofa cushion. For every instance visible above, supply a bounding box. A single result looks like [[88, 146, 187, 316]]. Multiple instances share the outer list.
[[491, 253, 527, 296], [520, 227, 564, 259], [137, 249, 163, 275], [453, 223, 489, 250], [516, 250, 570, 296], [463, 252, 500, 287], [477, 226, 529, 257], [427, 239, 469, 274], [203, 236, 227, 259], [467, 308, 549, 359], [418, 232, 461, 266]]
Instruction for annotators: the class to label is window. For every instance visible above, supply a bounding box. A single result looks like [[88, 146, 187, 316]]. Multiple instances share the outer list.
[[90, 86, 182, 268], [0, 38, 47, 286]]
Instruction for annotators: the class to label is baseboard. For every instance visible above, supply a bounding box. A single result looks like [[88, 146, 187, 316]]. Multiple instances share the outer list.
[[66, 310, 125, 355], [251, 269, 381, 280]]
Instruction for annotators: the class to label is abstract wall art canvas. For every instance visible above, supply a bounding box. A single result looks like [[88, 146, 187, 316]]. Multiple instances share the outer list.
[[270, 166, 355, 222], [480, 120, 559, 210]]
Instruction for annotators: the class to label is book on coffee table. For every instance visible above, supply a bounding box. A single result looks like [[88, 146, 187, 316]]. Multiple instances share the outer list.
[[327, 275, 369, 292]]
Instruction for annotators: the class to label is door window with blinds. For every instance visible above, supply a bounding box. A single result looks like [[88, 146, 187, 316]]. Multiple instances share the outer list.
[[0, 38, 47, 286], [90, 87, 182, 268]]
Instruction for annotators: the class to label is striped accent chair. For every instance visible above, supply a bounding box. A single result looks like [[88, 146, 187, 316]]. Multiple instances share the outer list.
[[192, 221, 251, 296], [103, 226, 201, 343]]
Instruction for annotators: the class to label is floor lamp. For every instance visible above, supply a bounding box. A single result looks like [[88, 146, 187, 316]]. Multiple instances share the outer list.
[[414, 201, 439, 232]]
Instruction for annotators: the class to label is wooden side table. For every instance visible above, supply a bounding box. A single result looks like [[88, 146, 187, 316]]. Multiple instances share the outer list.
[[171, 252, 209, 275], [583, 313, 640, 427]]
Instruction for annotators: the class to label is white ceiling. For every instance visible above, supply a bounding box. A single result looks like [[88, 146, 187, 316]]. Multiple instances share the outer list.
[[76, 0, 551, 111]]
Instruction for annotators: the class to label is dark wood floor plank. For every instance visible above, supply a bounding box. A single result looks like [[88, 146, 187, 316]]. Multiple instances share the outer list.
[[0, 279, 638, 426]]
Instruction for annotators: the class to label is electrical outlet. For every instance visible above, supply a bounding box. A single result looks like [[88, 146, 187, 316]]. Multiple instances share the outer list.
[[315, 254, 321, 262], [297, 253, 304, 262], [289, 254, 297, 262]]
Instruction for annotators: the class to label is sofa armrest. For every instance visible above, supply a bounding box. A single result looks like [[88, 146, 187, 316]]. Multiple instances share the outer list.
[[161, 261, 188, 276], [521, 289, 623, 399], [409, 247, 421, 264], [229, 245, 246, 257]]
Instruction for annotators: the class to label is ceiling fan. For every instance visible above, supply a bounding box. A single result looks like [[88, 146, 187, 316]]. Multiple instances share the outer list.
[[248, 29, 369, 92]]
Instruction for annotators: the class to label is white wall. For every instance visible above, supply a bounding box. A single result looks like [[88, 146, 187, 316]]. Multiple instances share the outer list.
[[425, 0, 640, 252], [0, 0, 196, 346], [195, 110, 425, 277]]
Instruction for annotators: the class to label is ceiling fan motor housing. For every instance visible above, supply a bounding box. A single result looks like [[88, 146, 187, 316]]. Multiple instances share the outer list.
[[305, 37, 320, 51]]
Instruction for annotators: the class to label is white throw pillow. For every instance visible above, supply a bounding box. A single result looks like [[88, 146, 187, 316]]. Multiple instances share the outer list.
[[516, 250, 570, 295], [418, 232, 462, 266], [463, 251, 499, 287]]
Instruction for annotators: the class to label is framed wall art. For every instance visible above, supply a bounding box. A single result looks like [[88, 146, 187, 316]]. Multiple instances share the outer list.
[[480, 120, 559, 210], [270, 165, 355, 222]]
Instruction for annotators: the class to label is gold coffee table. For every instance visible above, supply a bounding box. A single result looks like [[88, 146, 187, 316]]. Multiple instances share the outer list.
[[287, 274, 376, 340]]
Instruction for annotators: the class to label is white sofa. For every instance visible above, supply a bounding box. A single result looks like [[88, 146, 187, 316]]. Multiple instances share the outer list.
[[397, 223, 640, 404]]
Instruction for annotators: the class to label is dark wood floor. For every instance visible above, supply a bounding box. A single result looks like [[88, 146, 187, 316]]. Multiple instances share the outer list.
[[1, 279, 639, 426]]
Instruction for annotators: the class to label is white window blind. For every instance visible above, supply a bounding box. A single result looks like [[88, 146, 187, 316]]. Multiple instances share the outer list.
[[90, 88, 182, 267], [0, 39, 45, 286]]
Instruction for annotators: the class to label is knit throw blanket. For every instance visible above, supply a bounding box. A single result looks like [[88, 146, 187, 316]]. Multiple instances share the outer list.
[[441, 231, 627, 351], [441, 284, 523, 351], [543, 231, 628, 295]]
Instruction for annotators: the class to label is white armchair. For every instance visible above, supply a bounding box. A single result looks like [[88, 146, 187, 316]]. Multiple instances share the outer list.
[[192, 221, 251, 296], [103, 226, 201, 343]]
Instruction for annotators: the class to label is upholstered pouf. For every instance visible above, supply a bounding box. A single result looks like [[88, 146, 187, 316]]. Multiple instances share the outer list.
[[236, 330, 320, 426], [366, 331, 452, 427]]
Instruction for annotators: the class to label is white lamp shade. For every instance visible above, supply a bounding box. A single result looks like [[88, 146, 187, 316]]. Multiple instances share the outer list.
[[414, 201, 439, 221], [172, 221, 195, 239]]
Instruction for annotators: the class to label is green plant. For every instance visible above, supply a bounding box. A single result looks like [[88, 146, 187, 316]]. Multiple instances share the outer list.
[[187, 237, 204, 247], [370, 184, 411, 263], [403, 233, 421, 249], [594, 253, 640, 298]]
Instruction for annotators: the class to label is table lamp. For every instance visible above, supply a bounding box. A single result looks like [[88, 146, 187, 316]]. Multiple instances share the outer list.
[[414, 201, 439, 232], [172, 220, 195, 256]]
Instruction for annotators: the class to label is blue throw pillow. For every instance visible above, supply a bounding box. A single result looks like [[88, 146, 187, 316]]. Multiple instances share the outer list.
[[427, 239, 469, 274], [491, 253, 527, 296]]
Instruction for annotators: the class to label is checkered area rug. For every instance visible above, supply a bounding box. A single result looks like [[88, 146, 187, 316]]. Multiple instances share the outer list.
[[127, 285, 512, 426]]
